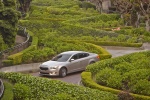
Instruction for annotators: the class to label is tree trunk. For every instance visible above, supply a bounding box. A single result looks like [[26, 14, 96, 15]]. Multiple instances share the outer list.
[[145, 18, 150, 31], [96, 1, 103, 13], [135, 12, 140, 28]]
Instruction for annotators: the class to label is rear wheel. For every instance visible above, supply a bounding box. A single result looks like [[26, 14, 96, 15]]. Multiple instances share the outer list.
[[59, 67, 67, 77], [89, 61, 95, 64]]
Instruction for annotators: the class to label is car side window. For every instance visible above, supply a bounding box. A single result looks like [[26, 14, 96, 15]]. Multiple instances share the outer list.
[[79, 53, 89, 58], [71, 54, 79, 60]]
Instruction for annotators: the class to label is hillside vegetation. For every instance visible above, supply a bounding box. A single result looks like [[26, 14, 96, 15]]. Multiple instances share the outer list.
[[1, 0, 150, 100]]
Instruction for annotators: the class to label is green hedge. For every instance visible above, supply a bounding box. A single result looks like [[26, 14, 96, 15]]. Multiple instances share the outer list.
[[0, 72, 118, 100], [85, 42, 112, 59], [82, 40, 142, 47], [13, 83, 31, 100], [81, 51, 150, 99], [78, 1, 96, 10], [94, 54, 150, 93], [22, 47, 55, 63], [2, 31, 38, 66], [85, 51, 150, 75], [21, 38, 111, 63], [66, 14, 119, 24], [2, 60, 13, 66], [0, 35, 7, 51], [63, 40, 112, 60], [81, 72, 150, 100], [6, 53, 23, 65], [1, 81, 13, 100], [65, 14, 121, 28], [27, 17, 65, 21], [32, 0, 77, 7], [29, 4, 97, 20]]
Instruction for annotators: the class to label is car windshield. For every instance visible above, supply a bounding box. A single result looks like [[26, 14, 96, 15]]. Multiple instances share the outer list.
[[51, 54, 72, 62]]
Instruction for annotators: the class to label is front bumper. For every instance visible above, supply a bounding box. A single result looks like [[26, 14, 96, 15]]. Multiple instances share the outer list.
[[39, 68, 60, 76]]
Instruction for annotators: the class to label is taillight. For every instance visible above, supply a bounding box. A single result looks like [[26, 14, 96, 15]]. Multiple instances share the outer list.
[[97, 55, 100, 59]]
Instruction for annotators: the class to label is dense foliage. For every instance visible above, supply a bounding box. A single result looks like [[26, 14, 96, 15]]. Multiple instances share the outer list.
[[86, 50, 150, 96], [0, 34, 7, 51], [0, 72, 117, 100], [1, 0, 150, 99], [0, 0, 21, 47]]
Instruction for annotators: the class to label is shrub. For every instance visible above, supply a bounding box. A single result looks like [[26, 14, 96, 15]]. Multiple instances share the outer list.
[[131, 79, 150, 96], [13, 83, 31, 100], [51, 93, 76, 100], [127, 37, 138, 43], [7, 53, 23, 65], [114, 62, 134, 74], [132, 58, 150, 69], [86, 51, 150, 96], [118, 91, 134, 100], [129, 53, 147, 63], [22, 47, 55, 63], [1, 81, 13, 100], [81, 72, 150, 100], [22, 52, 33, 63], [78, 1, 96, 10], [95, 68, 121, 87], [116, 34, 127, 42], [122, 69, 150, 90], [0, 72, 118, 100], [2, 60, 13, 66], [0, 35, 7, 51], [2, 31, 38, 66], [131, 28, 146, 36], [107, 73, 123, 89]]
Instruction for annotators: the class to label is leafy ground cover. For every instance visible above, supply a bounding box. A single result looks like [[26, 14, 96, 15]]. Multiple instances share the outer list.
[[86, 50, 150, 96], [1, 0, 150, 99], [0, 72, 117, 100]]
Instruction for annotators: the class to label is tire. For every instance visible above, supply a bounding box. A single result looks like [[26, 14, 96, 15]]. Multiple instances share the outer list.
[[59, 67, 67, 77], [89, 61, 95, 64]]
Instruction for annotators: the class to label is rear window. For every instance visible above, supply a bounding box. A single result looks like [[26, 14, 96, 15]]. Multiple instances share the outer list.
[[79, 53, 89, 58], [52, 54, 72, 62]]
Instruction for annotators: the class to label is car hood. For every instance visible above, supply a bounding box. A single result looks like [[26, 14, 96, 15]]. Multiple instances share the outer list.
[[41, 61, 67, 67]]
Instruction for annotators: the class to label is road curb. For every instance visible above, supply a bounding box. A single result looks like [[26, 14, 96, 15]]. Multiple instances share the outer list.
[[0, 63, 42, 73]]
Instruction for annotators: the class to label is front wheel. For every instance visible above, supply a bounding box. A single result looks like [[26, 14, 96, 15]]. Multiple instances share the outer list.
[[59, 67, 67, 77]]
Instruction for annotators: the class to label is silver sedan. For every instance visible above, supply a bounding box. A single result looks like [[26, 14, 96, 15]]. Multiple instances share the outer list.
[[39, 51, 100, 77]]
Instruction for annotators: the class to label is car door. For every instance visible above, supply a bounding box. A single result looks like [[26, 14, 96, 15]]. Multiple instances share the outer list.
[[79, 53, 90, 70], [67, 53, 81, 73]]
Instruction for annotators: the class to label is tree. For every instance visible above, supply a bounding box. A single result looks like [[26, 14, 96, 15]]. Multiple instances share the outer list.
[[86, 0, 105, 13], [130, 0, 150, 31], [111, 0, 132, 25], [112, 0, 150, 31], [2, 0, 16, 8], [0, 0, 21, 47], [17, 0, 32, 14], [0, 0, 4, 9]]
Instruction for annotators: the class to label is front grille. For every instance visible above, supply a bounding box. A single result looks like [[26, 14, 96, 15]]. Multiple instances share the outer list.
[[40, 72, 49, 74], [40, 67, 48, 70]]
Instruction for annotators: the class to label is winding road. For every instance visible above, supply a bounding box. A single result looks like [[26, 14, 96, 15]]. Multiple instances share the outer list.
[[31, 44, 150, 84]]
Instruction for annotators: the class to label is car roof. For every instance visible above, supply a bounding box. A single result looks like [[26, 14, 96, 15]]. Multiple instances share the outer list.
[[60, 51, 88, 55]]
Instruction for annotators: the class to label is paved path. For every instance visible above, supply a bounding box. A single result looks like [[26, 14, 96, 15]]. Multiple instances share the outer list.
[[103, 42, 150, 57], [142, 42, 150, 50], [30, 44, 150, 84], [0, 35, 26, 67], [15, 35, 26, 44]]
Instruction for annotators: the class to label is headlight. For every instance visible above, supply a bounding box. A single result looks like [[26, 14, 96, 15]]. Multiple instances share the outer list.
[[49, 66, 59, 69]]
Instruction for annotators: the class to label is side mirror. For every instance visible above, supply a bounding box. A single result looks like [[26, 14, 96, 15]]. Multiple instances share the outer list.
[[70, 59, 74, 62]]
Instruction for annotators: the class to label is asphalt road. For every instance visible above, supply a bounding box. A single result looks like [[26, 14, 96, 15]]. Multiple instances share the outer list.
[[31, 46, 147, 84]]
